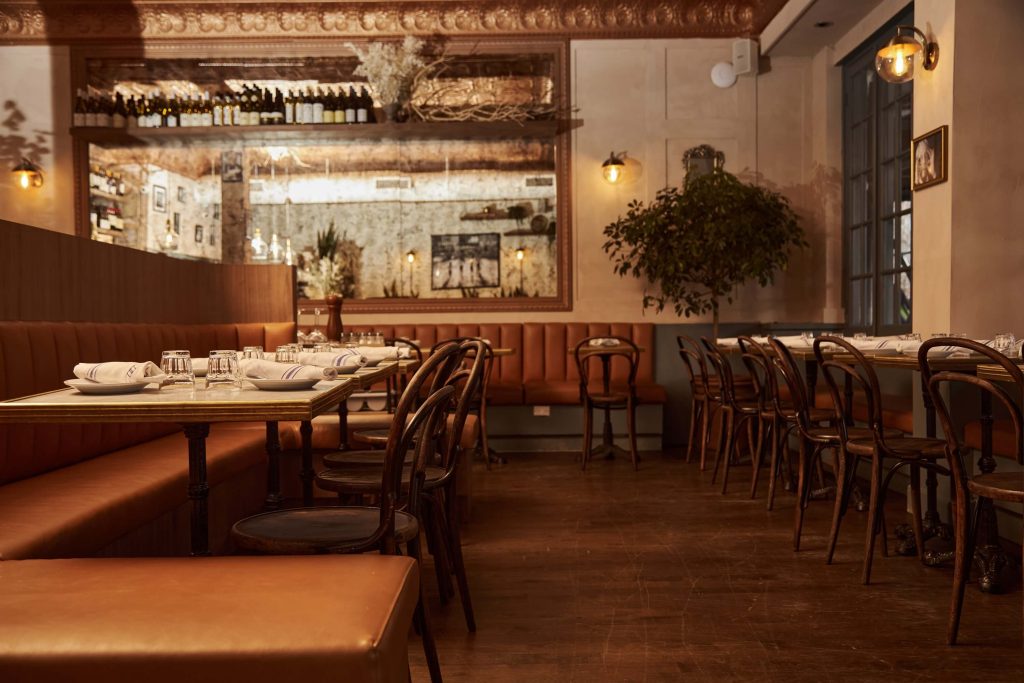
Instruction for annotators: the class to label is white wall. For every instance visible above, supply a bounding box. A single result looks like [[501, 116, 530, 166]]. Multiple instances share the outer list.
[[0, 45, 75, 233]]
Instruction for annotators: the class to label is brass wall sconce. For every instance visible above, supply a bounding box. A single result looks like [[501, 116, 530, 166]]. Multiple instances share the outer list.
[[601, 152, 626, 184], [875, 25, 938, 83], [12, 157, 43, 189]]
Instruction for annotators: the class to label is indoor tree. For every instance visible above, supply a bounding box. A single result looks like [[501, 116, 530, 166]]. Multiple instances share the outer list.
[[602, 169, 806, 339]]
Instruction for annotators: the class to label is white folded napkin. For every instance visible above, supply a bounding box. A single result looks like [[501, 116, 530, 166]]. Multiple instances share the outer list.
[[296, 350, 367, 369], [716, 337, 739, 347], [848, 337, 899, 350], [897, 339, 988, 357], [73, 361, 165, 384], [356, 346, 400, 366], [192, 358, 208, 374], [774, 335, 811, 347], [239, 359, 336, 381]]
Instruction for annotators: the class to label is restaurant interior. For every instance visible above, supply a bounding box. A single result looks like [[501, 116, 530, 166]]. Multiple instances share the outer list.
[[1, 0, 1023, 680]]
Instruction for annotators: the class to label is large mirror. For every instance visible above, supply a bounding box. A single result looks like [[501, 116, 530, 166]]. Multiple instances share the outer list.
[[73, 41, 572, 312]]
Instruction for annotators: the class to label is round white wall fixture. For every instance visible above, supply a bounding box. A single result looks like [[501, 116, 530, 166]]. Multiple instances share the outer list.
[[711, 61, 737, 89]]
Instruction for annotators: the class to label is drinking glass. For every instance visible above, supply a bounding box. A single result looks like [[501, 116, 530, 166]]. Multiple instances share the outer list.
[[853, 332, 868, 341], [800, 331, 814, 345], [308, 308, 328, 345], [206, 350, 241, 389], [241, 345, 263, 360], [929, 332, 949, 339], [313, 343, 332, 353], [993, 332, 1016, 355], [900, 333, 922, 341], [160, 350, 194, 388], [275, 345, 296, 363]]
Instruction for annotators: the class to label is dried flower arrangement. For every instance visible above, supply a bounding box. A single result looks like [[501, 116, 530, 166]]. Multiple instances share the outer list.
[[348, 36, 430, 116]]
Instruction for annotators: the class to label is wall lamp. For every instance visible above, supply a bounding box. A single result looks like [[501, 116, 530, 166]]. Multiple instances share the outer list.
[[12, 157, 43, 189], [406, 250, 416, 264], [875, 25, 938, 84], [601, 151, 626, 184]]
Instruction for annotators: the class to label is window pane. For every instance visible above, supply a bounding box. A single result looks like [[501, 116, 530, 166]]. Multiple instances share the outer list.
[[900, 213, 912, 268], [850, 226, 872, 276]]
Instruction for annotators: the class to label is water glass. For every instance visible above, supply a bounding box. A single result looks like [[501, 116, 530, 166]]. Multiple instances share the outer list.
[[993, 332, 1016, 355], [275, 345, 296, 363], [900, 333, 922, 341], [800, 331, 814, 345], [241, 345, 263, 360], [160, 350, 194, 388], [853, 332, 868, 341], [206, 350, 241, 389], [313, 343, 332, 353]]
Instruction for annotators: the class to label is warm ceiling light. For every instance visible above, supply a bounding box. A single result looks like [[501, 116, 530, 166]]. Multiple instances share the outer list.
[[875, 25, 938, 83], [12, 158, 43, 189], [601, 151, 626, 184]]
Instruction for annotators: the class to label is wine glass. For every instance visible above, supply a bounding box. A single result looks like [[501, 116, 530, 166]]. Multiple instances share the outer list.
[[308, 307, 328, 345]]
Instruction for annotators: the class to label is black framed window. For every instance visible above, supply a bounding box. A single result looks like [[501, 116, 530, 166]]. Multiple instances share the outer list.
[[843, 6, 914, 335]]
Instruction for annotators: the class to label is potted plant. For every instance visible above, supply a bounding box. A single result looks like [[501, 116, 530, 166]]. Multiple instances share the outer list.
[[602, 169, 806, 339]]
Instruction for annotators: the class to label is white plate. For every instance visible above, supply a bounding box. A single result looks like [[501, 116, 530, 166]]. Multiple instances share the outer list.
[[65, 379, 154, 395], [248, 378, 320, 391]]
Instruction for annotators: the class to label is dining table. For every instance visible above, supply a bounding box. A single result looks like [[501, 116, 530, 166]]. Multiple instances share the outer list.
[[0, 361, 397, 557]]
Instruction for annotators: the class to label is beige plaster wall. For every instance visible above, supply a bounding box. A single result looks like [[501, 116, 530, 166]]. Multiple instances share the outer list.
[[910, 0, 957, 335], [948, 0, 1024, 337], [0, 45, 75, 234]]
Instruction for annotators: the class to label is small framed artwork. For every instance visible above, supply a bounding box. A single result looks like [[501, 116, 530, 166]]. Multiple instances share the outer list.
[[911, 125, 948, 191], [172, 212, 181, 234], [209, 232, 216, 247], [212, 203, 221, 220], [221, 151, 243, 183], [194, 225, 204, 243], [177, 187, 187, 203], [152, 185, 167, 213], [431, 233, 501, 290]]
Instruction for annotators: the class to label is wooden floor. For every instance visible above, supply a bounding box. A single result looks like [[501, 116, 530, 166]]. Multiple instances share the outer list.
[[410, 451, 1023, 682]]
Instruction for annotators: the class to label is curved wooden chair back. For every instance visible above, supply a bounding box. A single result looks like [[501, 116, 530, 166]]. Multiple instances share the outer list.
[[766, 338, 818, 436], [388, 336, 424, 363], [700, 337, 741, 408], [371, 342, 460, 553], [678, 335, 715, 399], [922, 338, 1024, 472], [432, 339, 487, 488], [573, 335, 640, 401]]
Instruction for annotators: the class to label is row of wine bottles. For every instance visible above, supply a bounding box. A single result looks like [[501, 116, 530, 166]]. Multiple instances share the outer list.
[[88, 164, 127, 196], [73, 85, 378, 129]]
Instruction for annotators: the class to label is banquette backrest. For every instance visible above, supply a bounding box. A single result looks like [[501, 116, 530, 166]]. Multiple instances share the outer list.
[[522, 323, 656, 385], [0, 321, 296, 486]]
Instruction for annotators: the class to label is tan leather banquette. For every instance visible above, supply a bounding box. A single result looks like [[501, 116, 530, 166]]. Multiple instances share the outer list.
[[0, 320, 296, 560], [342, 321, 667, 405]]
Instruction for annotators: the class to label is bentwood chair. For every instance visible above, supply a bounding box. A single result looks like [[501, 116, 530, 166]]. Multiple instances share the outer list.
[[816, 335, 945, 584], [701, 338, 762, 494], [736, 336, 778, 500], [921, 337, 1024, 645], [230, 343, 461, 683], [678, 335, 722, 470], [676, 337, 709, 464], [575, 335, 640, 471], [317, 339, 486, 633]]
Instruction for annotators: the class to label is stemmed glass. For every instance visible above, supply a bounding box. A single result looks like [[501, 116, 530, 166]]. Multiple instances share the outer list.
[[308, 307, 328, 345]]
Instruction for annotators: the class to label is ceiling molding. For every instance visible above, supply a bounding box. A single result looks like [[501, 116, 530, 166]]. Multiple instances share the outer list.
[[0, 1, 787, 43]]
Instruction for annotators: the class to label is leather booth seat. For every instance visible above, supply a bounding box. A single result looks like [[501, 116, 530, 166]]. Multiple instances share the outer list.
[[0, 555, 418, 683], [963, 420, 1016, 457], [342, 321, 667, 406], [0, 320, 296, 559], [814, 390, 915, 434]]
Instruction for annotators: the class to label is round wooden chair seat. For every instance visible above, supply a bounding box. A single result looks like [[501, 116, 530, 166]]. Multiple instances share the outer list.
[[352, 428, 391, 447], [807, 425, 902, 445], [588, 391, 631, 406], [846, 435, 945, 458], [316, 466, 447, 495], [323, 449, 414, 468], [231, 507, 419, 554], [968, 471, 1024, 503]]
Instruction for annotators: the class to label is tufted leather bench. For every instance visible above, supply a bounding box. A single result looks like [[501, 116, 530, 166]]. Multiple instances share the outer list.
[[0, 555, 418, 682], [341, 322, 667, 406], [0, 320, 296, 559]]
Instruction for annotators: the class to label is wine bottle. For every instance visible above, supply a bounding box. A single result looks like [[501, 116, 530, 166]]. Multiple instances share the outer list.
[[284, 89, 295, 124], [312, 87, 325, 124], [165, 96, 178, 128], [301, 88, 314, 124], [273, 89, 285, 125], [323, 88, 335, 124], [126, 95, 138, 128], [73, 89, 87, 127], [212, 93, 222, 126], [201, 92, 213, 127], [345, 86, 357, 124], [334, 87, 346, 124], [356, 87, 369, 123], [231, 91, 242, 126]]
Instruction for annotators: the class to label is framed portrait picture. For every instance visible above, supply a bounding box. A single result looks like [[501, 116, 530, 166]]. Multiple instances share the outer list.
[[152, 185, 167, 213], [911, 125, 948, 191], [172, 212, 181, 234], [430, 233, 501, 290], [221, 151, 243, 183], [212, 203, 221, 220], [177, 187, 187, 203], [195, 225, 204, 243]]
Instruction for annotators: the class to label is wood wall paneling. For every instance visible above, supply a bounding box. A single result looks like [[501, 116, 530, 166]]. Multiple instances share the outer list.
[[0, 220, 295, 324]]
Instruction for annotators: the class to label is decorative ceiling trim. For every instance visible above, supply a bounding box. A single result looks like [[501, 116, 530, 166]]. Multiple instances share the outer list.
[[0, 1, 786, 43]]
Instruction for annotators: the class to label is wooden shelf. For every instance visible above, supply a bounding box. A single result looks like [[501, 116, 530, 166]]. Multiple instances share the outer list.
[[89, 188, 127, 201], [72, 119, 582, 148]]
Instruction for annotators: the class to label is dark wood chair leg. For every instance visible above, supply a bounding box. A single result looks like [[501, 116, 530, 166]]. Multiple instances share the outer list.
[[862, 453, 884, 585], [767, 421, 783, 511], [909, 464, 926, 563], [793, 438, 809, 551], [722, 415, 744, 495], [626, 398, 639, 471], [699, 402, 717, 471], [948, 492, 980, 645], [750, 417, 768, 499], [581, 402, 593, 471], [408, 537, 443, 683], [711, 407, 732, 485], [825, 446, 849, 565], [442, 489, 477, 633], [686, 397, 701, 463], [425, 499, 454, 604]]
